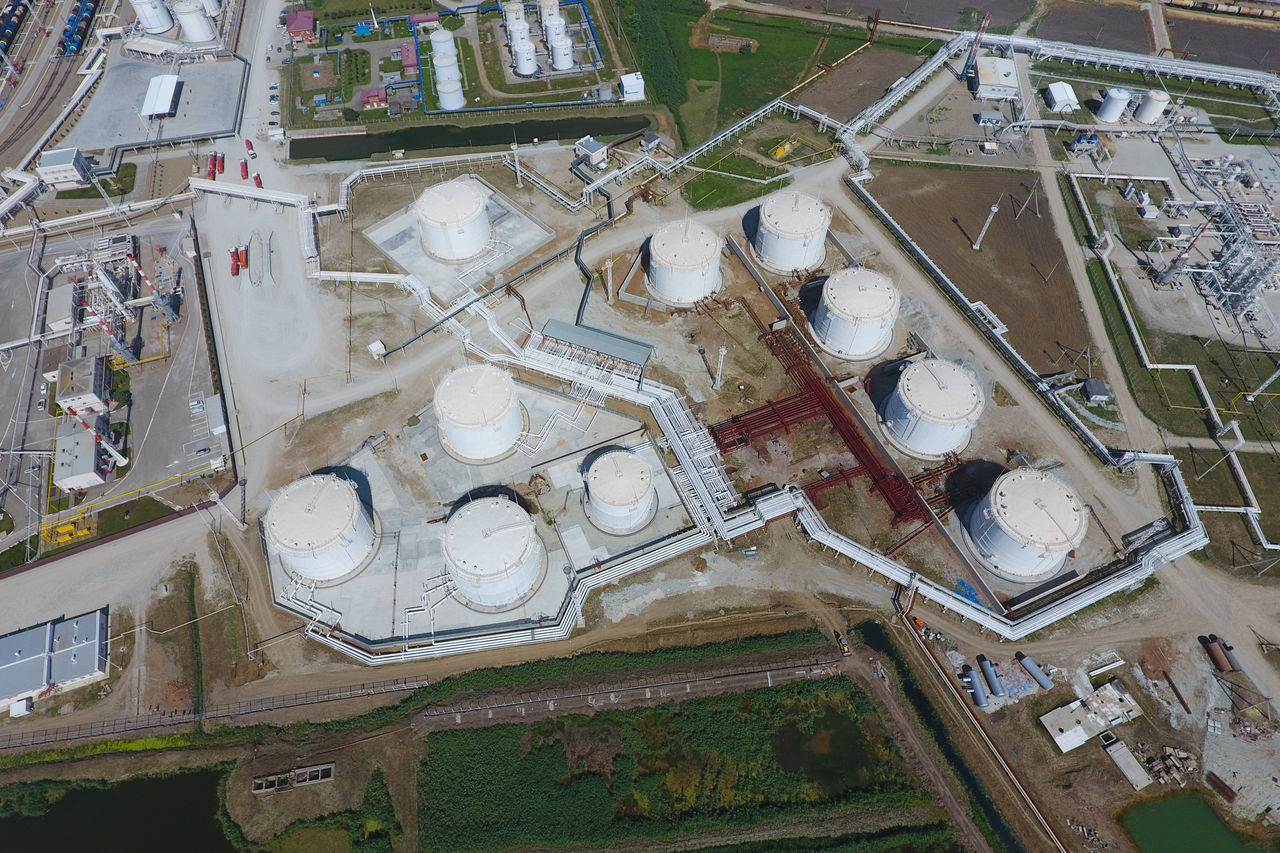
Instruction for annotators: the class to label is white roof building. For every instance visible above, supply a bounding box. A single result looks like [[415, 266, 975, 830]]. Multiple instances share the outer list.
[[1040, 680, 1144, 752], [1044, 81, 1079, 112], [35, 148, 92, 190], [56, 356, 109, 415], [141, 74, 181, 118], [974, 57, 1018, 101], [619, 72, 644, 102], [52, 417, 107, 491], [44, 282, 77, 335]]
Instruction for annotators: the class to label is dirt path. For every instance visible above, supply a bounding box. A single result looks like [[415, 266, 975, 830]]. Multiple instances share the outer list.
[[858, 657, 993, 853]]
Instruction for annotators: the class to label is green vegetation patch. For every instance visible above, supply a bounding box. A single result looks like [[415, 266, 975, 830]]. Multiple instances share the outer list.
[[96, 496, 175, 538], [55, 163, 138, 200], [270, 769, 401, 853], [419, 677, 925, 850]]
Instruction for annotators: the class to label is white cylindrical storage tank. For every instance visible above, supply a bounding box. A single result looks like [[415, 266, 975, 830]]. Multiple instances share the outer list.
[[881, 359, 984, 459], [966, 469, 1088, 582], [200, 0, 220, 18], [544, 14, 566, 40], [433, 57, 462, 83], [1133, 89, 1170, 124], [549, 33, 573, 71], [586, 450, 657, 534], [538, 0, 557, 23], [507, 17, 530, 44], [434, 364, 524, 461], [437, 79, 466, 111], [429, 27, 457, 59], [416, 177, 492, 260], [647, 219, 722, 306], [173, 0, 216, 41], [502, 0, 525, 27], [445, 497, 545, 610], [752, 190, 831, 273], [810, 267, 899, 360], [264, 475, 376, 582], [513, 38, 537, 76], [1096, 87, 1131, 123], [129, 0, 172, 34]]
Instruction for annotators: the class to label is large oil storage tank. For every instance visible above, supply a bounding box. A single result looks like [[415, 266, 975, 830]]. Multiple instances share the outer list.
[[809, 267, 899, 360], [752, 190, 831, 273], [437, 79, 465, 111], [544, 14, 566, 40], [647, 219, 722, 305], [1133, 89, 1170, 124], [513, 38, 537, 76], [549, 33, 573, 70], [434, 364, 525, 461], [445, 497, 546, 611], [965, 468, 1088, 582], [507, 17, 530, 44], [129, 0, 172, 33], [415, 177, 491, 259], [200, 0, 220, 18], [881, 359, 984, 459], [586, 450, 657, 534], [1096, 87, 1132, 123], [428, 26, 456, 59], [502, 0, 525, 27], [538, 0, 558, 23], [264, 475, 377, 583], [433, 56, 462, 83], [173, 0, 215, 41]]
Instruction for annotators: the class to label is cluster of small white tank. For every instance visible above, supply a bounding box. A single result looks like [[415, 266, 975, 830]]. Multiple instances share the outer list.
[[1096, 87, 1171, 125], [538, 0, 574, 71], [502, 1, 539, 76], [415, 176, 492, 261], [429, 28, 466, 111], [129, 0, 219, 41]]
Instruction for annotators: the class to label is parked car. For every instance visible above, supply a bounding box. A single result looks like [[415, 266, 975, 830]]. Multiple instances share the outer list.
[[270, 110, 279, 115], [39, 382, 47, 394], [269, 95, 279, 104], [267, 121, 278, 126], [36, 399, 45, 411], [269, 82, 279, 90]]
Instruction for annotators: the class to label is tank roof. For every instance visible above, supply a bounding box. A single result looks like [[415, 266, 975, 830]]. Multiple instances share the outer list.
[[989, 469, 1087, 551], [415, 178, 486, 228], [435, 364, 517, 429], [759, 191, 830, 239], [823, 268, 899, 322], [444, 497, 536, 575], [265, 475, 363, 555], [896, 360, 984, 426], [649, 220, 720, 271], [588, 450, 653, 508]]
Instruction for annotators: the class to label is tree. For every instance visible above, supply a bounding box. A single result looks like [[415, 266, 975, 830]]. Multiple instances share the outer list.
[[342, 107, 360, 121]]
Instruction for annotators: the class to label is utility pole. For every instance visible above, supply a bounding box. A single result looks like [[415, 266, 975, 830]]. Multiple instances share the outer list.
[[972, 200, 1000, 251], [713, 346, 727, 389]]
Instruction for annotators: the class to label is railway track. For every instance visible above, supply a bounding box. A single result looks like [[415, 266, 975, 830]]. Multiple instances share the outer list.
[[0, 52, 79, 156]]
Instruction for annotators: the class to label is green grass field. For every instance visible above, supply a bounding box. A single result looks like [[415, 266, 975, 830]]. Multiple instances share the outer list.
[[56, 163, 138, 200], [418, 676, 934, 851]]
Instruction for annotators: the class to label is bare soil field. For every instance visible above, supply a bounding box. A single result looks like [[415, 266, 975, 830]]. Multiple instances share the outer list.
[[1035, 0, 1152, 54], [868, 163, 1093, 373], [796, 47, 925, 121], [1166, 11, 1280, 72], [765, 0, 1032, 31]]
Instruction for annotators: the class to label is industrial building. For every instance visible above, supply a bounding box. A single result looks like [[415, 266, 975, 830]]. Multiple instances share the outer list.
[[880, 359, 984, 459], [415, 177, 492, 260], [809, 267, 900, 361], [140, 73, 181, 119], [574, 135, 608, 169], [35, 148, 92, 190], [752, 190, 831, 274], [619, 72, 644, 101], [646, 219, 722, 306], [1043, 81, 1079, 112], [434, 364, 525, 462], [263, 475, 378, 583], [973, 57, 1018, 100], [0, 609, 109, 709], [1040, 680, 1144, 752], [43, 283, 76, 335], [965, 468, 1088, 582], [55, 356, 109, 414], [52, 418, 108, 491]]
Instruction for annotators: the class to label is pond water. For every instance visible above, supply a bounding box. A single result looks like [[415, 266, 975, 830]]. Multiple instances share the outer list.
[[289, 113, 651, 161], [772, 707, 880, 796], [0, 769, 234, 852], [1122, 794, 1265, 853]]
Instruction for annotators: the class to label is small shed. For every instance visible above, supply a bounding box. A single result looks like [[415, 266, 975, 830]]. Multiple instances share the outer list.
[[1082, 378, 1113, 404], [975, 109, 1004, 127], [401, 39, 418, 72], [574, 135, 608, 168], [619, 72, 645, 102], [974, 56, 1018, 101], [1044, 81, 1079, 112]]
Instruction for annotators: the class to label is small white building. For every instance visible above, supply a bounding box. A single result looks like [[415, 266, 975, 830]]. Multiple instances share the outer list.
[[44, 282, 77, 335], [35, 148, 92, 190], [1043, 81, 1079, 112], [56, 356, 109, 415], [52, 418, 107, 491], [619, 72, 645, 102], [974, 57, 1018, 101], [141, 74, 181, 118], [574, 135, 608, 169], [1039, 680, 1143, 752]]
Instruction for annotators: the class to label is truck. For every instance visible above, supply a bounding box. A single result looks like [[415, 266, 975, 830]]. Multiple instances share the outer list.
[[228, 248, 239, 277], [834, 630, 851, 657], [239, 159, 248, 179], [252, 172, 263, 188], [216, 152, 225, 174], [244, 139, 256, 159]]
